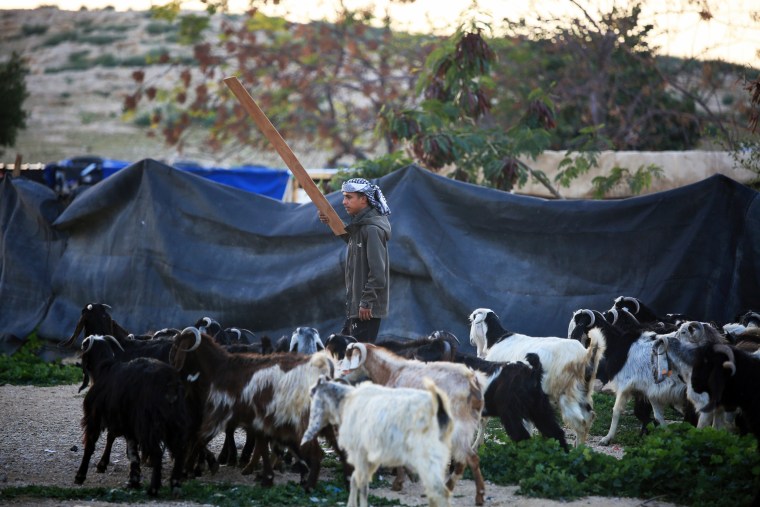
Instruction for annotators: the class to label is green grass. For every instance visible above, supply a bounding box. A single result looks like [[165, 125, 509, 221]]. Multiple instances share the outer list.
[[0, 333, 80, 386], [0, 479, 402, 506]]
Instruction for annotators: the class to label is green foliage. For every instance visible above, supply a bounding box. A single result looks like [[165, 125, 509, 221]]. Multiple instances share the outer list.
[[478, 422, 760, 506], [0, 479, 401, 506], [0, 333, 80, 386], [146, 20, 177, 35], [496, 4, 702, 151], [730, 139, 760, 190], [78, 34, 125, 45], [40, 30, 78, 47], [591, 164, 664, 199], [0, 52, 29, 152], [331, 151, 412, 190], [21, 24, 49, 36]]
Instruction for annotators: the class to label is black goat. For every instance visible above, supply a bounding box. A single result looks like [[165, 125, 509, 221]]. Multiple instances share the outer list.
[[74, 337, 190, 496], [377, 331, 460, 362], [456, 352, 569, 450], [324, 333, 357, 360], [691, 343, 760, 503]]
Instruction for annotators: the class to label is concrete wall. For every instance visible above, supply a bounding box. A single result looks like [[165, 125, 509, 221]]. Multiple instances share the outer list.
[[515, 151, 756, 199]]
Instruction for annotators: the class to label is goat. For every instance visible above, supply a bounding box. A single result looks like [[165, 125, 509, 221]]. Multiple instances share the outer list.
[[652, 321, 733, 430], [273, 327, 325, 354], [302, 376, 453, 507], [77, 334, 215, 478], [325, 333, 358, 361], [74, 336, 189, 496], [568, 309, 691, 445], [610, 296, 686, 333], [691, 343, 760, 504], [169, 327, 344, 490], [377, 332, 459, 362], [455, 352, 569, 450], [469, 308, 604, 446], [339, 342, 486, 506]]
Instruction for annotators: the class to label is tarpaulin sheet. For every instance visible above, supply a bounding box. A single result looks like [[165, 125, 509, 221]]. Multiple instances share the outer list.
[[44, 158, 290, 200], [1, 159, 759, 355], [0, 177, 65, 351]]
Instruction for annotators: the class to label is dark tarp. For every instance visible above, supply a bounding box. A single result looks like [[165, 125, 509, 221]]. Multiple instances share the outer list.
[[0, 177, 65, 352], [1, 159, 759, 356]]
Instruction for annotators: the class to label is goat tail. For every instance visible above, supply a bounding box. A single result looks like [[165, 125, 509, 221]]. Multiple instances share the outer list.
[[422, 377, 454, 442], [583, 328, 607, 387], [524, 352, 544, 384]]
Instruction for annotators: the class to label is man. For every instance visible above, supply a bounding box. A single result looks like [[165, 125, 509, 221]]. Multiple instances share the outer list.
[[319, 178, 391, 343]]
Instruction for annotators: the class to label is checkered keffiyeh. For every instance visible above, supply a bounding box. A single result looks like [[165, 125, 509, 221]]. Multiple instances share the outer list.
[[341, 178, 391, 216]]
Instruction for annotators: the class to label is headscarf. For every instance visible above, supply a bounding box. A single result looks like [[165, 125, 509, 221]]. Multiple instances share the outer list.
[[341, 178, 391, 216]]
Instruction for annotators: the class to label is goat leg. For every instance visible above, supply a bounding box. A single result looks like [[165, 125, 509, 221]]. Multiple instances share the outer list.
[[218, 426, 237, 466], [391, 466, 406, 491], [125, 439, 142, 489], [96, 431, 117, 473], [146, 447, 162, 496], [239, 428, 256, 466], [74, 425, 100, 485]]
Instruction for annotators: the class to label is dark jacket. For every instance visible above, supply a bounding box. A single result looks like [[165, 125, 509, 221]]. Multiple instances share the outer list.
[[343, 206, 391, 319]]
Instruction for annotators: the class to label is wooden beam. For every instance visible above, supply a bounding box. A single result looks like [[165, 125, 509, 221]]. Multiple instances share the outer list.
[[223, 76, 346, 236]]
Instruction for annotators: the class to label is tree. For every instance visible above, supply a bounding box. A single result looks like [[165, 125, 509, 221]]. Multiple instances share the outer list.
[[0, 52, 29, 155], [126, 6, 432, 166], [493, 3, 702, 151]]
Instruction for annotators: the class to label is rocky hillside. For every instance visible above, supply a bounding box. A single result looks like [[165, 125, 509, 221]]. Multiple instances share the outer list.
[[0, 6, 324, 168]]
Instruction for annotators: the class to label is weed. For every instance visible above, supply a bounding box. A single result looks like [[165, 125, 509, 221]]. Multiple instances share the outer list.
[[0, 333, 80, 386]]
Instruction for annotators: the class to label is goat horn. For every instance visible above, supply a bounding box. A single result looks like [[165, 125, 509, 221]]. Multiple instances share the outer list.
[[290, 331, 299, 352], [712, 344, 736, 376], [621, 307, 641, 325], [582, 309, 596, 327], [81, 335, 102, 354], [102, 334, 124, 352], [202, 317, 212, 327], [230, 328, 241, 340], [315, 334, 325, 351], [623, 297, 640, 314], [61, 315, 86, 348], [180, 327, 202, 352], [355, 342, 367, 365], [102, 304, 112, 309], [608, 308, 619, 325]]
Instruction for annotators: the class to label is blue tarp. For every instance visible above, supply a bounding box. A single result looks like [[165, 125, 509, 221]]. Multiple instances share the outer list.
[[43, 157, 290, 200]]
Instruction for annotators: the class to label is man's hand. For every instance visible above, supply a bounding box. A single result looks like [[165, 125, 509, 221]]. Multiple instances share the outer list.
[[359, 307, 372, 321], [318, 211, 329, 224]]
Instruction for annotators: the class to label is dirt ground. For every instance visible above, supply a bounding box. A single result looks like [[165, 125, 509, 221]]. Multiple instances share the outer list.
[[0, 383, 681, 507]]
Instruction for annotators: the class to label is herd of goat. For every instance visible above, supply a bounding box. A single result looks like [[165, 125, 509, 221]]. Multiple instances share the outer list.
[[59, 297, 760, 507]]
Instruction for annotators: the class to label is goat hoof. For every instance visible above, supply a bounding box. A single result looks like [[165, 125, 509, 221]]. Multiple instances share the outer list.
[[257, 474, 274, 487], [241, 465, 254, 476], [74, 475, 85, 485], [147, 486, 159, 497], [391, 480, 403, 492], [96, 463, 107, 473], [599, 437, 611, 446]]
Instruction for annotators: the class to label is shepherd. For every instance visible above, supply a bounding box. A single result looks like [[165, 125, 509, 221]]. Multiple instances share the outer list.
[[319, 179, 391, 343]]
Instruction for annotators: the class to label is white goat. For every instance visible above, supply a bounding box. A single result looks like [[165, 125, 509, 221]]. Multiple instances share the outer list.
[[469, 308, 605, 446], [302, 376, 453, 507], [338, 342, 486, 506]]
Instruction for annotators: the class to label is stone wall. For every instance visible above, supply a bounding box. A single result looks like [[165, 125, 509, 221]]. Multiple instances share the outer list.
[[515, 151, 755, 199]]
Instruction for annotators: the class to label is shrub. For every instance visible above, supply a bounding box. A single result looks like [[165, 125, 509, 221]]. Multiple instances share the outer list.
[[0, 333, 80, 386], [21, 24, 48, 36]]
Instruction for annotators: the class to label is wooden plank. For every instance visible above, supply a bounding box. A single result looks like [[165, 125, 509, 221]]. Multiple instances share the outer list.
[[223, 76, 346, 236], [12, 154, 22, 178]]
